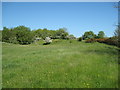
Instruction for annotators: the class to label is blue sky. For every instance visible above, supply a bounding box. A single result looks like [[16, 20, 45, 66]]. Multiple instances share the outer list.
[[2, 2, 118, 37]]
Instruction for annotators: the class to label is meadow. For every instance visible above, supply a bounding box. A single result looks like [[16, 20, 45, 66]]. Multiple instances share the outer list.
[[2, 40, 118, 88]]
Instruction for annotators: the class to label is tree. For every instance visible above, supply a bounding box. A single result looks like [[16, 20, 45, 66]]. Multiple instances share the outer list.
[[66, 34, 76, 40], [34, 29, 43, 38], [114, 25, 120, 47], [98, 31, 105, 38], [56, 28, 68, 39], [49, 30, 57, 39], [2, 26, 35, 44], [83, 31, 95, 40], [2, 27, 17, 43], [8, 28, 18, 44], [14, 26, 34, 45], [2, 27, 10, 42], [114, 25, 120, 38]]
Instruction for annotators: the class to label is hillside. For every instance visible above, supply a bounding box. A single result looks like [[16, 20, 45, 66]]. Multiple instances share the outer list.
[[2, 40, 118, 88]]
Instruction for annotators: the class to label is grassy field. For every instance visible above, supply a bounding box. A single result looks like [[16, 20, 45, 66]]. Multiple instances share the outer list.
[[0, 42, 2, 89], [2, 40, 118, 88]]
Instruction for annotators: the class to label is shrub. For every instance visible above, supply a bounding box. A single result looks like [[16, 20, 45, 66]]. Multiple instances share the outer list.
[[43, 37, 52, 45], [66, 34, 76, 40], [85, 38, 96, 43], [69, 40, 72, 43], [105, 38, 118, 46], [95, 38, 107, 43], [78, 37, 82, 41], [95, 38, 118, 46]]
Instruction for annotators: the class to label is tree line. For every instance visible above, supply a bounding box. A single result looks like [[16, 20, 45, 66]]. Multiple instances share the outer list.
[[1, 26, 76, 45], [1, 25, 119, 47]]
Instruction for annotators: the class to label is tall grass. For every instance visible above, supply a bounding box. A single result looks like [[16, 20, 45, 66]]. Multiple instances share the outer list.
[[2, 40, 118, 88]]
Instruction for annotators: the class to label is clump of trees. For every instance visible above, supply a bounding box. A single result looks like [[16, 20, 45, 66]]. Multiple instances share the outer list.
[[2, 26, 72, 45], [97, 31, 105, 39], [2, 26, 34, 44], [32, 27, 69, 40], [82, 31, 96, 40], [82, 30, 119, 47], [78, 31, 105, 42], [82, 31, 105, 40]]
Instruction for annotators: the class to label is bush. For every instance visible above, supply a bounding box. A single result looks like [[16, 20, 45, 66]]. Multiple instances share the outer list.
[[69, 40, 72, 43], [105, 38, 118, 46], [78, 37, 82, 41], [43, 37, 52, 45], [95, 38, 118, 46], [85, 38, 96, 43], [95, 38, 107, 43]]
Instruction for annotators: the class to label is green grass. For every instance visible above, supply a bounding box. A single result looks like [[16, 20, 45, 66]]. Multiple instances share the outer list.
[[2, 40, 118, 88], [0, 31, 1, 89]]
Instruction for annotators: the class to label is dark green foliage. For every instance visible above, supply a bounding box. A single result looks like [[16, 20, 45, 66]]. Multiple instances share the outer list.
[[2, 26, 34, 45], [16, 31, 33, 44], [56, 28, 68, 39], [69, 40, 72, 43], [33, 28, 69, 40], [81, 31, 105, 40], [2, 27, 10, 42], [78, 37, 82, 41], [94, 34, 99, 39], [2, 26, 70, 45], [83, 31, 95, 40], [2, 27, 18, 44], [15, 26, 34, 45], [98, 31, 105, 38]]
